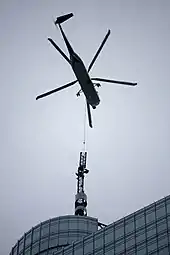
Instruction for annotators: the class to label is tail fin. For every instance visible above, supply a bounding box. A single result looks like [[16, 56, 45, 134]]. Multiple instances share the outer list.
[[55, 13, 73, 25]]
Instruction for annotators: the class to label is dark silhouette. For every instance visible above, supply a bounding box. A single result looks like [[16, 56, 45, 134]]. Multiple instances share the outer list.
[[36, 13, 137, 128]]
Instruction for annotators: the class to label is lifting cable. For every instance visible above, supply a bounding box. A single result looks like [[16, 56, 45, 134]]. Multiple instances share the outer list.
[[82, 100, 87, 152]]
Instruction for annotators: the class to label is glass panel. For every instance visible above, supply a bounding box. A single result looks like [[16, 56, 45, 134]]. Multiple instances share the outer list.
[[33, 227, 40, 242], [68, 234, 78, 244], [40, 238, 48, 252], [159, 246, 169, 254], [69, 220, 78, 230], [105, 228, 114, 244], [158, 234, 168, 248], [59, 235, 68, 245], [41, 223, 49, 237], [146, 210, 155, 224], [94, 233, 103, 250], [13, 245, 17, 255], [115, 225, 124, 240], [136, 248, 147, 255], [24, 247, 31, 255], [50, 222, 58, 234], [84, 236, 93, 254], [157, 219, 167, 234], [126, 235, 135, 249], [166, 200, 170, 214], [125, 220, 134, 234], [147, 239, 157, 253], [105, 244, 114, 255], [19, 238, 24, 253], [59, 220, 69, 231], [32, 242, 39, 255], [135, 213, 145, 229], [136, 243, 146, 254], [156, 204, 166, 219], [25, 231, 32, 247], [90, 222, 98, 232], [115, 241, 125, 253], [147, 225, 156, 238], [94, 250, 103, 255], [74, 244, 83, 255], [136, 230, 146, 244], [79, 219, 87, 231], [49, 236, 58, 248]]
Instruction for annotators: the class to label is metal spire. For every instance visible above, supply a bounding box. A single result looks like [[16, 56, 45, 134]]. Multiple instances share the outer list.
[[75, 152, 89, 216]]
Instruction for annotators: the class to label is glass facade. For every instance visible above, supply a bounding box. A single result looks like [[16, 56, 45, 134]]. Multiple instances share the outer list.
[[54, 195, 170, 255], [9, 215, 98, 255], [9, 195, 170, 255]]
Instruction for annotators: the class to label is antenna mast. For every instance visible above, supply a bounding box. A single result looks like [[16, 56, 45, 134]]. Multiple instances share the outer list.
[[75, 152, 89, 216]]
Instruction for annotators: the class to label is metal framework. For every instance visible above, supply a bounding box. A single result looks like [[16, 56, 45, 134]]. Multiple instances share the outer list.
[[75, 152, 89, 216]]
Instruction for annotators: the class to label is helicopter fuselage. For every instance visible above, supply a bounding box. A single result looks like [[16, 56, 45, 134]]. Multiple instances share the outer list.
[[70, 52, 100, 109]]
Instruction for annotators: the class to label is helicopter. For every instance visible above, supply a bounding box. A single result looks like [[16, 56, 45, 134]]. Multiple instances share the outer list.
[[36, 13, 137, 128]]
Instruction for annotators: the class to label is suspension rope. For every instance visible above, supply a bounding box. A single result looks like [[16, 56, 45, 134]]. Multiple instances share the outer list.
[[82, 100, 87, 152]]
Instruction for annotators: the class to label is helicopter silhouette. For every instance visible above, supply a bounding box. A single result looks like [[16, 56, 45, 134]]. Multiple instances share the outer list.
[[36, 13, 137, 128]]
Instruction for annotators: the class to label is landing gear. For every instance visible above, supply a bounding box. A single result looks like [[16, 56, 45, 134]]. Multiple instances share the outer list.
[[94, 83, 101, 88], [76, 89, 82, 97]]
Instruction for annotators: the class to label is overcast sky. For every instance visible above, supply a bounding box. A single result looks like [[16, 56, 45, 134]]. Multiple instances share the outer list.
[[0, 1, 170, 254]]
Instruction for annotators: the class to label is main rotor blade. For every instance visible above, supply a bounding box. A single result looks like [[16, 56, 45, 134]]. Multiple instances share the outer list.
[[36, 80, 77, 100], [88, 30, 111, 72], [48, 38, 71, 64], [91, 78, 137, 86], [86, 100, 93, 128]]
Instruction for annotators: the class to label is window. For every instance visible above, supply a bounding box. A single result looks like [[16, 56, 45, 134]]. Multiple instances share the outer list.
[[64, 247, 73, 255], [105, 244, 114, 255], [105, 228, 114, 245], [25, 231, 32, 247], [18, 238, 24, 253], [32, 242, 39, 255], [135, 212, 145, 230], [115, 224, 124, 241], [79, 219, 87, 231], [90, 222, 98, 233], [49, 235, 58, 248], [74, 243, 83, 255], [146, 210, 155, 224], [136, 243, 146, 254], [136, 229, 146, 244], [94, 232, 103, 250], [159, 246, 169, 254], [126, 235, 135, 249], [84, 236, 93, 254], [40, 238, 48, 252], [156, 204, 166, 220], [147, 238, 157, 253], [147, 225, 156, 239], [125, 219, 134, 234], [69, 220, 78, 230], [24, 247, 31, 255], [158, 234, 168, 249], [33, 227, 40, 242], [59, 235, 68, 245], [94, 250, 104, 255], [166, 199, 170, 214], [59, 220, 69, 231], [115, 240, 125, 253], [167, 216, 170, 229], [157, 219, 167, 234], [50, 222, 59, 234], [41, 223, 49, 237], [12, 245, 17, 255]]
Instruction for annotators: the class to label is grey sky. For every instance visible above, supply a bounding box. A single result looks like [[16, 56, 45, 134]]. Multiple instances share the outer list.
[[0, 1, 170, 254]]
